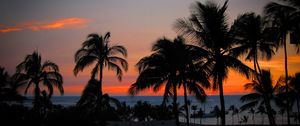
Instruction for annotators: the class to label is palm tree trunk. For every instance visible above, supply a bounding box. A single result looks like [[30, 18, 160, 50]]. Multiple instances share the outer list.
[[99, 63, 103, 97], [173, 83, 179, 126], [183, 82, 190, 126], [265, 97, 276, 125], [218, 78, 226, 126], [283, 36, 291, 125]]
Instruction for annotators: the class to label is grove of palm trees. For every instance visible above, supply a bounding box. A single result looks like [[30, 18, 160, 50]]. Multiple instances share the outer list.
[[0, 0, 300, 126]]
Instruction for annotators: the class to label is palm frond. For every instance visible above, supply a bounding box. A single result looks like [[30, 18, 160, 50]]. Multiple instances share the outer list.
[[42, 61, 59, 72], [108, 45, 128, 57], [74, 56, 97, 76], [240, 93, 262, 102], [107, 62, 123, 81]]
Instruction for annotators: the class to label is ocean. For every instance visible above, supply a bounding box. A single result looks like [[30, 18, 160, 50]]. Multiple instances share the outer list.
[[23, 95, 297, 125]]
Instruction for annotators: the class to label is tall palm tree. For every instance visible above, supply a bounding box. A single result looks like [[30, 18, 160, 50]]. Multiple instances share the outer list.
[[230, 12, 276, 74], [129, 36, 210, 126], [15, 51, 63, 110], [240, 70, 279, 125], [265, 1, 300, 124], [74, 32, 128, 97], [175, 1, 253, 125]]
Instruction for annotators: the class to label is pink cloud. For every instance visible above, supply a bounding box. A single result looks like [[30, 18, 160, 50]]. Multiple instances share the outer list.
[[0, 17, 89, 33]]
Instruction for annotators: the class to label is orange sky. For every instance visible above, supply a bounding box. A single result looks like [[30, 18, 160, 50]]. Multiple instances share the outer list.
[[1, 0, 299, 96]]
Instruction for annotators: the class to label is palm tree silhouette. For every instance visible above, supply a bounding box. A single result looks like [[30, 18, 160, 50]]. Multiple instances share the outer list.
[[175, 1, 252, 125], [14, 51, 63, 112], [256, 105, 267, 125], [74, 32, 128, 97], [265, 1, 300, 124], [288, 72, 300, 122], [191, 105, 197, 124], [248, 108, 256, 124], [212, 105, 221, 125], [77, 78, 121, 121], [230, 12, 276, 75], [228, 105, 237, 125], [240, 70, 279, 125], [129, 36, 210, 126], [0, 67, 24, 103]]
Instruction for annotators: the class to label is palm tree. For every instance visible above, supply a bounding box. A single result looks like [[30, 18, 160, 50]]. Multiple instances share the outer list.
[[0, 67, 24, 103], [175, 1, 253, 125], [15, 51, 63, 111], [129, 36, 210, 126], [240, 70, 279, 125], [256, 105, 267, 125], [191, 105, 197, 124], [288, 72, 300, 122], [212, 105, 221, 125], [230, 12, 276, 75], [264, 1, 300, 124], [248, 108, 256, 124], [74, 32, 128, 98], [198, 108, 204, 125], [228, 105, 236, 125]]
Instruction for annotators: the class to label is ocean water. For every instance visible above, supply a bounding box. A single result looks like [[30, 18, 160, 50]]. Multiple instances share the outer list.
[[23, 95, 298, 125]]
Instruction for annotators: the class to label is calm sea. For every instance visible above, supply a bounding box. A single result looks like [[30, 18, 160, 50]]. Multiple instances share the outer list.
[[23, 95, 297, 125]]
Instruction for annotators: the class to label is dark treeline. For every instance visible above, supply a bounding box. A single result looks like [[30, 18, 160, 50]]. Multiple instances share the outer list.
[[1, 0, 300, 126]]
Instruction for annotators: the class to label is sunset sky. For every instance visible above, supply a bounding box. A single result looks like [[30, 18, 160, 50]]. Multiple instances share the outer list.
[[1, 0, 299, 96]]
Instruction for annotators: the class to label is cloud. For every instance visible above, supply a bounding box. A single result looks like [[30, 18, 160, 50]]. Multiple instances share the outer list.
[[0, 17, 89, 33]]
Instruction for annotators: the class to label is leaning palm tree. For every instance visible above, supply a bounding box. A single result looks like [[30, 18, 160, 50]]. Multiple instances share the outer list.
[[175, 1, 252, 125], [15, 51, 63, 110], [240, 70, 279, 125], [264, 1, 300, 124], [230, 12, 276, 74], [129, 36, 210, 126], [74, 32, 128, 98]]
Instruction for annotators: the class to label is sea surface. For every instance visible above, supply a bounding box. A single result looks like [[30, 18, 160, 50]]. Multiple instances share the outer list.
[[23, 95, 297, 125]]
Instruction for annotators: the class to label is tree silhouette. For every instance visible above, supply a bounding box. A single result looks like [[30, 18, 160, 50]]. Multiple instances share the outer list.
[[240, 70, 279, 125], [15, 51, 63, 113], [289, 72, 300, 122], [256, 105, 267, 125], [198, 108, 204, 125], [265, 1, 300, 124], [212, 105, 221, 125], [230, 12, 276, 75], [129, 36, 210, 126], [248, 108, 256, 124], [0, 67, 24, 103], [175, 1, 252, 125], [74, 32, 128, 98], [191, 105, 197, 124]]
